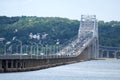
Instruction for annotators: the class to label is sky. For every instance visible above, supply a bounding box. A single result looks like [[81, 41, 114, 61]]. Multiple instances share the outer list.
[[0, 0, 120, 21]]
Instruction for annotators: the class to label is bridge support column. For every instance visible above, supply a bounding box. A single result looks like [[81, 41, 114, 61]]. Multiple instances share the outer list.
[[114, 51, 117, 58], [14, 61, 17, 68], [5, 60, 8, 71], [0, 60, 3, 72], [89, 43, 95, 59], [91, 41, 96, 59], [1, 60, 8, 72], [86, 44, 91, 59], [100, 50, 104, 58], [11, 60, 13, 68], [107, 51, 109, 58]]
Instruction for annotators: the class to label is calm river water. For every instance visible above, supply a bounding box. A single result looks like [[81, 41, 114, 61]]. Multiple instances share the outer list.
[[0, 60, 120, 80]]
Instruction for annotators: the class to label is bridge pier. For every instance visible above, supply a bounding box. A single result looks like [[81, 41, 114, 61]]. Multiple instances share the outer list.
[[91, 42, 96, 59], [113, 51, 117, 58], [99, 50, 104, 58], [0, 60, 3, 72], [88, 39, 99, 59], [107, 51, 109, 58], [88, 44, 93, 60]]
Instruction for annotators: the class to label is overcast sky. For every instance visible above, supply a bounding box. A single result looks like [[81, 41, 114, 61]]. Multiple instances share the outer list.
[[0, 0, 120, 21]]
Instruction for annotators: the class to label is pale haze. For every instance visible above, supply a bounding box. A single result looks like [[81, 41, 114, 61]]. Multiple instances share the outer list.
[[0, 0, 120, 21]]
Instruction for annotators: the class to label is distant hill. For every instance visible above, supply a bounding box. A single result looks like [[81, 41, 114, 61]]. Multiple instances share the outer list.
[[0, 16, 120, 47], [98, 21, 120, 47]]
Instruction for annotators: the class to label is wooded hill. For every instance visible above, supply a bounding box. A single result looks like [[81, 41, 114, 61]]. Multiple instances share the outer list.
[[0, 16, 120, 47]]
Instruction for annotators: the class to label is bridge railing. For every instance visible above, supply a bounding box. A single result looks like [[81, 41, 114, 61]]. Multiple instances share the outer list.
[[99, 46, 120, 51]]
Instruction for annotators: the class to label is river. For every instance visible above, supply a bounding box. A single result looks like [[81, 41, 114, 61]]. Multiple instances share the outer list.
[[0, 59, 120, 80]]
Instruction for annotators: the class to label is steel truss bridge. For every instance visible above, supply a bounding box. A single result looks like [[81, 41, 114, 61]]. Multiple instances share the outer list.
[[0, 15, 103, 72]]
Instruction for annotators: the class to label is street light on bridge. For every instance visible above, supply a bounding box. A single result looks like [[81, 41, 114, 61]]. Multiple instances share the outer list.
[[27, 41, 38, 56], [0, 38, 5, 55], [16, 39, 23, 55], [4, 41, 11, 55]]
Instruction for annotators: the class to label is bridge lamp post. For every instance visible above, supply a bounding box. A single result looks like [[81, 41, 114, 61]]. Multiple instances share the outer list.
[[33, 42, 38, 56], [16, 39, 22, 55], [32, 45, 35, 55], [28, 41, 33, 55], [45, 45, 49, 58], [25, 45, 28, 54], [40, 44, 43, 55], [28, 41, 38, 58], [30, 45, 33, 58], [52, 45, 55, 54], [50, 45, 52, 55], [16, 45, 19, 54], [9, 45, 13, 54], [4, 41, 11, 55], [50, 47, 52, 56], [56, 41, 60, 53], [22, 45, 28, 54], [0, 38, 5, 55], [31, 42, 38, 56], [45, 45, 47, 56]]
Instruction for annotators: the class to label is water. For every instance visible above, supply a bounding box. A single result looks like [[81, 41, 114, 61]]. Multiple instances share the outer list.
[[0, 60, 120, 80]]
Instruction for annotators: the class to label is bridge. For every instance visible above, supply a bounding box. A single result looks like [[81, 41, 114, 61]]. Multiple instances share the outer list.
[[0, 15, 99, 72], [99, 46, 120, 58]]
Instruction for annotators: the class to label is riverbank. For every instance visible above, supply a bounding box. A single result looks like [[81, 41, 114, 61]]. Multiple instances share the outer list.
[[96, 58, 118, 60]]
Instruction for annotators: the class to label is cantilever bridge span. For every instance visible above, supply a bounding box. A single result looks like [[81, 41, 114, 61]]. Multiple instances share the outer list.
[[0, 15, 99, 72]]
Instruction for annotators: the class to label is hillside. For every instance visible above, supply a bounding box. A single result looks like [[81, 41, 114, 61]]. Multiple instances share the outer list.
[[98, 21, 120, 47], [0, 16, 120, 47]]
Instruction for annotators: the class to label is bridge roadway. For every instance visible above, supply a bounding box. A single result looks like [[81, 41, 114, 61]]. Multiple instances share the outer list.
[[0, 37, 94, 72]]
